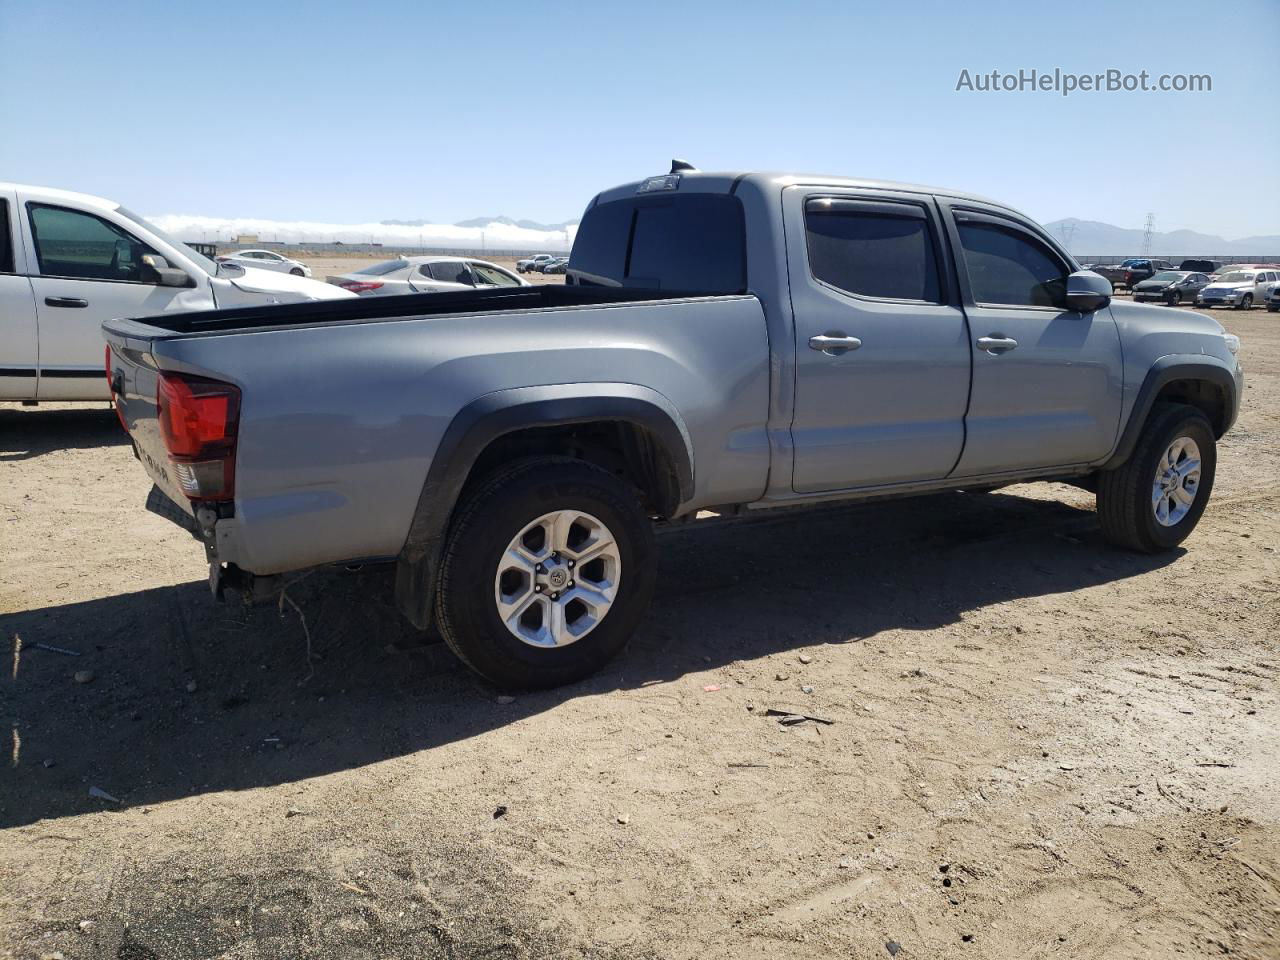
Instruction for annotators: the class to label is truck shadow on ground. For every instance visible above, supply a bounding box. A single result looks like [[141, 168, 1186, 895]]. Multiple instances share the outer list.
[[2, 488, 1179, 829], [0, 405, 128, 461]]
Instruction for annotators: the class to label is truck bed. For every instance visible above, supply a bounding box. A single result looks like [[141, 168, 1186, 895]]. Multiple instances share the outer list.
[[122, 285, 718, 337]]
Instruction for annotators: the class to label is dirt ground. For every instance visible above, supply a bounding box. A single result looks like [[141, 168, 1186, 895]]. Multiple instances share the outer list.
[[2, 296, 1278, 960]]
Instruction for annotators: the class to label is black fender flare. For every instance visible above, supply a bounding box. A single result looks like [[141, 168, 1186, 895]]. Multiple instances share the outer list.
[[394, 384, 694, 629], [1101, 357, 1238, 471]]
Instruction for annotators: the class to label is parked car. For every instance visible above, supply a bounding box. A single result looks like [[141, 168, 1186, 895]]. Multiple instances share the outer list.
[[1131, 270, 1211, 306], [327, 256, 529, 296], [1268, 285, 1280, 313], [1196, 268, 1280, 310], [541, 257, 569, 274], [517, 254, 556, 273], [1090, 258, 1152, 288], [1178, 259, 1219, 274], [106, 163, 1242, 689], [217, 249, 312, 277], [1120, 259, 1175, 289], [0, 181, 353, 402]]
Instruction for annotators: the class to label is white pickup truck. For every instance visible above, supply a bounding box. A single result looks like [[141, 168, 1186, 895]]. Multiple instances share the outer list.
[[0, 182, 352, 402]]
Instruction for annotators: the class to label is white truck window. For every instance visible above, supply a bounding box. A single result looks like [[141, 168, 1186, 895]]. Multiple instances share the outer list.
[[28, 204, 160, 283], [0, 199, 13, 273]]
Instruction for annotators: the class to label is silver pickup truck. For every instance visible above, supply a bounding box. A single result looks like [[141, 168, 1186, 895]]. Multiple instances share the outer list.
[[105, 164, 1244, 689]]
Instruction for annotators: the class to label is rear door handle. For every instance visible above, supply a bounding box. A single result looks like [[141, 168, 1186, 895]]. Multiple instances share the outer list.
[[976, 335, 1018, 354], [808, 333, 862, 355], [45, 297, 88, 308]]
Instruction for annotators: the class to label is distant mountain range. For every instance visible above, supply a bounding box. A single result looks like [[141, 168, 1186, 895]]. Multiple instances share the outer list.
[[382, 215, 579, 232], [1044, 219, 1280, 258]]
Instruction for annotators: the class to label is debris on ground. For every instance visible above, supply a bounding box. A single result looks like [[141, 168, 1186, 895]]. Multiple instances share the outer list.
[[885, 941, 902, 956], [73, 670, 94, 684], [702, 684, 721, 692], [87, 786, 120, 804], [765, 707, 834, 725], [496, 695, 516, 704], [799, 654, 813, 664], [493, 805, 508, 819], [617, 813, 631, 825], [285, 806, 305, 818], [33, 643, 81, 657]]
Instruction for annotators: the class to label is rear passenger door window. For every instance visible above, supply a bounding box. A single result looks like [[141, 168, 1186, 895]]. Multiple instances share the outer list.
[[954, 216, 1069, 309], [804, 198, 943, 302], [429, 262, 473, 285], [27, 203, 161, 283]]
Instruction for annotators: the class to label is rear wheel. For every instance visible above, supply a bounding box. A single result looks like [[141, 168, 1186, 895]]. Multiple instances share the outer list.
[[1096, 403, 1216, 552], [434, 456, 656, 689]]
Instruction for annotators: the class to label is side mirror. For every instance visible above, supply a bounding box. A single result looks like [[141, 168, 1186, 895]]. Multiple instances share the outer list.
[[216, 259, 246, 278], [140, 253, 194, 288], [1065, 270, 1112, 312]]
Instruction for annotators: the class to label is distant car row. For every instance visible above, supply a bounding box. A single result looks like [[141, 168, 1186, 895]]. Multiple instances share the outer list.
[[515, 253, 569, 274], [1127, 265, 1280, 310]]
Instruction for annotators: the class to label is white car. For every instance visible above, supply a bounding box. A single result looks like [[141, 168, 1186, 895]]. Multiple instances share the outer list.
[[217, 248, 312, 277], [1196, 268, 1280, 310], [0, 182, 355, 402], [327, 256, 530, 296], [516, 254, 556, 273]]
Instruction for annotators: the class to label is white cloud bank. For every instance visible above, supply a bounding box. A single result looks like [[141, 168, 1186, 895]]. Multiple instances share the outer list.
[[147, 214, 576, 251]]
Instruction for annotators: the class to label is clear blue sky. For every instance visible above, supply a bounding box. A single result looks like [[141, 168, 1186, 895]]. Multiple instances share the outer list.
[[2, 0, 1277, 237]]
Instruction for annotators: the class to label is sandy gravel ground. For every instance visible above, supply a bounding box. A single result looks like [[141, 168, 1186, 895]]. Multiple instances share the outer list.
[[1, 298, 1278, 959]]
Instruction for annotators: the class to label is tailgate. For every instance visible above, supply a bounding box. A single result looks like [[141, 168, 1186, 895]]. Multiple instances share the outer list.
[[103, 320, 196, 517]]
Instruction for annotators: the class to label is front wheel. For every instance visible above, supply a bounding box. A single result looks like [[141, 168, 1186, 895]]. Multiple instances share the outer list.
[[434, 456, 656, 689], [289, 267, 304, 276], [1096, 403, 1216, 552], [1236, 294, 1253, 310], [1166, 290, 1182, 306]]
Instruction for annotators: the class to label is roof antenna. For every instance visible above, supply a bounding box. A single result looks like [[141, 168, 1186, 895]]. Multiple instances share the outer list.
[[670, 158, 697, 173]]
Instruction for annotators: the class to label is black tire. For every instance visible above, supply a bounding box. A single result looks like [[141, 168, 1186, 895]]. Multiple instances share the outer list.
[[1236, 294, 1252, 311], [1166, 290, 1182, 306], [1268, 305, 1278, 313], [290, 267, 304, 276], [434, 456, 656, 689], [1096, 403, 1216, 553]]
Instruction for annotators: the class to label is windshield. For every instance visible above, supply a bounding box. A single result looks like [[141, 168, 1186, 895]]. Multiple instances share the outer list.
[[354, 259, 409, 276], [1151, 272, 1184, 281], [1217, 272, 1254, 283], [116, 207, 217, 275], [1121, 259, 1146, 267]]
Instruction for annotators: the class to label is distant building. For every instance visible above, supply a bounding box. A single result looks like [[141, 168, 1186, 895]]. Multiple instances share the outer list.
[[236, 233, 258, 244]]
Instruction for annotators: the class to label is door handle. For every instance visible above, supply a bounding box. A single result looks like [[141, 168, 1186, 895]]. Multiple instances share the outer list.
[[44, 297, 88, 308], [976, 335, 1018, 354], [808, 333, 862, 354]]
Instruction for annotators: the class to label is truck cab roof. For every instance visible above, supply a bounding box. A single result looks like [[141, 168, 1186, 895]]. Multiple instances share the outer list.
[[0, 181, 121, 213], [591, 168, 1007, 211]]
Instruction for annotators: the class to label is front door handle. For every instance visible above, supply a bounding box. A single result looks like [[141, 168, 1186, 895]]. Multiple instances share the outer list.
[[44, 297, 88, 308], [976, 335, 1018, 354], [808, 333, 862, 355]]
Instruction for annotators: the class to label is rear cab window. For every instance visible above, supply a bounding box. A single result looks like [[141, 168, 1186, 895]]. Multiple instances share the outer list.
[[567, 193, 746, 293]]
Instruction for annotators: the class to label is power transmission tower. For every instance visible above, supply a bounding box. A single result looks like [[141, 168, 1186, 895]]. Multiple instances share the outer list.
[[1141, 213, 1155, 257]]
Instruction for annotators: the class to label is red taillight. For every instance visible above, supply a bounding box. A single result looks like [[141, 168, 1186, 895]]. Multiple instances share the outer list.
[[338, 281, 383, 293], [157, 372, 240, 501], [1124, 271, 1134, 283], [105, 345, 127, 431]]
